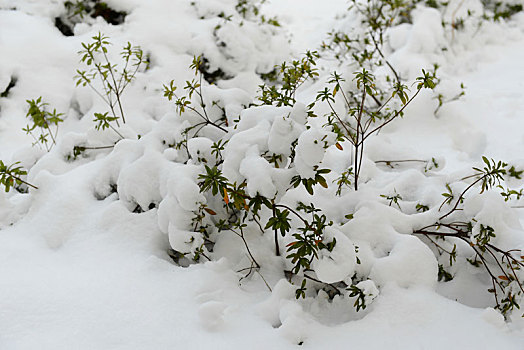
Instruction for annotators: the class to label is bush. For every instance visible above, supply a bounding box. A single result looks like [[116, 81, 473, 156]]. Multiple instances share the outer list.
[[5, 0, 524, 320]]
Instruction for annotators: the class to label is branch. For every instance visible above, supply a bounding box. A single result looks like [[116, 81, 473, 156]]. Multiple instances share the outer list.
[[359, 88, 421, 146]]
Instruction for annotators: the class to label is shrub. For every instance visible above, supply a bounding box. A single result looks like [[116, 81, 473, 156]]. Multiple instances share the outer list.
[[75, 33, 147, 138], [415, 157, 524, 316], [9, 0, 524, 320], [156, 0, 524, 318]]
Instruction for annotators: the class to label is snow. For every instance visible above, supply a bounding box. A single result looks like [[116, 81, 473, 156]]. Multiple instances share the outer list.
[[312, 227, 357, 284], [0, 0, 524, 348]]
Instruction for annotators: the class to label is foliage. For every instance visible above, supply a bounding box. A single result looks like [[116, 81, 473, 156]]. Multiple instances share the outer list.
[[258, 50, 319, 107], [347, 284, 368, 312], [0, 161, 37, 192], [317, 68, 436, 190], [23, 97, 63, 152], [8, 0, 524, 321], [163, 55, 228, 157], [415, 157, 524, 317], [64, 0, 126, 25], [76, 33, 146, 138]]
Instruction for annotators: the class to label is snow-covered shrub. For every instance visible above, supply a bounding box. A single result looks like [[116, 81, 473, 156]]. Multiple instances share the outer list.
[[321, 0, 523, 80], [159, 51, 348, 295], [55, 0, 127, 36], [3, 0, 524, 325], [156, 37, 438, 313], [188, 0, 290, 82], [321, 0, 425, 67], [151, 0, 524, 319], [415, 157, 524, 315]]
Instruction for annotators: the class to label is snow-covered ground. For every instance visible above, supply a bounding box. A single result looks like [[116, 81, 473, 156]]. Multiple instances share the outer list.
[[1, 0, 524, 348]]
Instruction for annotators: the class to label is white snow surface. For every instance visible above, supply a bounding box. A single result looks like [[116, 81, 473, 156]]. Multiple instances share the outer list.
[[0, 0, 524, 348]]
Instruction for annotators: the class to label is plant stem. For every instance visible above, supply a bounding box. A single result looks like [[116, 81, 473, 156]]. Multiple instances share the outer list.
[[102, 50, 127, 124], [359, 87, 421, 146], [439, 176, 484, 221], [272, 203, 280, 256], [370, 32, 401, 83], [354, 87, 366, 191], [9, 175, 38, 190]]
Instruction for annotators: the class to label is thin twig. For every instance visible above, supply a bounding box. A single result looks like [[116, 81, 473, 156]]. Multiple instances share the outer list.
[[354, 87, 367, 191], [102, 49, 127, 124], [359, 88, 421, 145], [11, 176, 38, 190], [369, 33, 400, 83], [439, 176, 484, 221]]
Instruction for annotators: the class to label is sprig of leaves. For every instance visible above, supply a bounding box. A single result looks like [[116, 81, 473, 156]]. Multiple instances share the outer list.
[[0, 161, 37, 192], [23, 97, 63, 151], [76, 32, 146, 133]]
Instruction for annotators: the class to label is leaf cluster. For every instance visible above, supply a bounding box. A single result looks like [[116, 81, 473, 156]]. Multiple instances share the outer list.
[[290, 168, 330, 195], [23, 97, 63, 151], [0, 161, 36, 192], [285, 203, 334, 277], [472, 156, 507, 194], [163, 55, 228, 152], [76, 33, 146, 134], [347, 284, 367, 312], [258, 51, 319, 107]]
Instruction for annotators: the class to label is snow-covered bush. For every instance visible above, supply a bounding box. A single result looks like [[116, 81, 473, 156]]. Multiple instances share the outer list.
[[150, 0, 524, 318], [187, 0, 289, 82], [158, 52, 518, 317], [55, 0, 127, 36], [1, 0, 524, 328], [414, 157, 524, 315]]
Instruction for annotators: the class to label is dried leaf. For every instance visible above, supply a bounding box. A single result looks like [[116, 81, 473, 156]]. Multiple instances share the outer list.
[[204, 208, 217, 215], [223, 188, 229, 204]]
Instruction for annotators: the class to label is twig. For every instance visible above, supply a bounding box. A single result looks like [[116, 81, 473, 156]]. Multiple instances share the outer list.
[[369, 33, 401, 83], [439, 176, 484, 221], [359, 88, 421, 145], [303, 273, 342, 297], [11, 176, 38, 190], [272, 203, 280, 256], [354, 88, 367, 191]]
